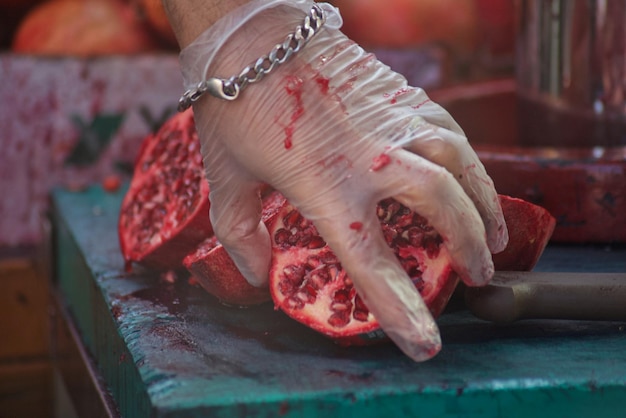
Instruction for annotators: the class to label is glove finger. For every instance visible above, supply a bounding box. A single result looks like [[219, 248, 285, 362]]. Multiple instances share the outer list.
[[366, 148, 494, 286], [401, 119, 508, 254], [309, 202, 442, 362], [208, 171, 271, 288]]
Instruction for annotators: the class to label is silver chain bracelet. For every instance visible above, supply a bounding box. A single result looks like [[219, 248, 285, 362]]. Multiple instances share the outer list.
[[178, 4, 326, 112]]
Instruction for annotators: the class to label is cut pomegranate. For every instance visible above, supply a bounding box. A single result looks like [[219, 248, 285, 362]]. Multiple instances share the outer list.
[[183, 191, 286, 307], [493, 195, 556, 271], [267, 195, 556, 345], [118, 109, 213, 271], [268, 198, 458, 346]]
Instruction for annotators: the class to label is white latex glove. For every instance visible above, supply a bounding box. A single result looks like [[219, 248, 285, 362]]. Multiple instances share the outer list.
[[179, 0, 508, 362]]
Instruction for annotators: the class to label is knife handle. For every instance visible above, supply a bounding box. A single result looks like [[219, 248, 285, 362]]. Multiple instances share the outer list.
[[465, 271, 626, 323]]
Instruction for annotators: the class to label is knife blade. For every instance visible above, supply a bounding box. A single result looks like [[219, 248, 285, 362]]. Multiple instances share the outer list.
[[464, 271, 626, 323]]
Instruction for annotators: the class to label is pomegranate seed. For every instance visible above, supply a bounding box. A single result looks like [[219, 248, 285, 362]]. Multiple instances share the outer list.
[[305, 255, 322, 270], [321, 252, 338, 264], [102, 175, 122, 193], [382, 200, 400, 219], [307, 236, 326, 249], [273, 228, 291, 246], [354, 294, 368, 311], [283, 264, 305, 284], [288, 231, 300, 245], [330, 302, 350, 312], [333, 288, 351, 303], [299, 286, 317, 303], [286, 296, 305, 310], [353, 309, 369, 322], [407, 227, 424, 247], [395, 213, 414, 228], [308, 268, 330, 289], [328, 312, 350, 328], [395, 237, 410, 248], [299, 234, 312, 247], [283, 210, 302, 229], [422, 235, 442, 258], [278, 279, 294, 295]]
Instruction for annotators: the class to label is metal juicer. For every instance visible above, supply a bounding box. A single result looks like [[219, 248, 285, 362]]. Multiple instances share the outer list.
[[516, 0, 626, 148]]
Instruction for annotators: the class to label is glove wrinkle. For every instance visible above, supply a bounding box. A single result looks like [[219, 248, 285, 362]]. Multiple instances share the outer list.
[[181, 0, 508, 362]]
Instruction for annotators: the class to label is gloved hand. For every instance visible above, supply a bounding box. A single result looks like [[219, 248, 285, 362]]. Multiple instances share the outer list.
[[178, 0, 508, 361]]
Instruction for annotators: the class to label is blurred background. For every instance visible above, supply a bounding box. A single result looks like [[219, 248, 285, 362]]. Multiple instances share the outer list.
[[3, 0, 626, 417]]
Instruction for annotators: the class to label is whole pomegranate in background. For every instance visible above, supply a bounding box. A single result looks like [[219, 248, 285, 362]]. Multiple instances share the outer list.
[[0, 0, 42, 48], [118, 109, 213, 271], [135, 0, 178, 48], [12, 0, 160, 56], [330, 0, 479, 52]]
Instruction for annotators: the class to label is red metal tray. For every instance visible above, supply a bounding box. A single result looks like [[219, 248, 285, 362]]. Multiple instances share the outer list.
[[432, 79, 626, 243]]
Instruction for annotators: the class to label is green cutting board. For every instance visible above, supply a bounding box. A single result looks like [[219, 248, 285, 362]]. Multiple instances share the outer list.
[[51, 186, 626, 418]]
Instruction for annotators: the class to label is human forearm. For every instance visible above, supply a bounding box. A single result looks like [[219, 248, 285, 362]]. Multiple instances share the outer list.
[[162, 0, 251, 48]]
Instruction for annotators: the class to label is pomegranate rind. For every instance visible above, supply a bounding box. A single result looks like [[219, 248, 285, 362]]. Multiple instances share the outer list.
[[118, 109, 213, 271], [268, 200, 458, 346], [493, 195, 556, 271], [184, 241, 271, 307], [182, 191, 286, 306]]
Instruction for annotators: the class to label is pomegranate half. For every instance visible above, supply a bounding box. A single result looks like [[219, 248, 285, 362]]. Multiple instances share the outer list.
[[268, 198, 459, 346], [118, 109, 212, 271]]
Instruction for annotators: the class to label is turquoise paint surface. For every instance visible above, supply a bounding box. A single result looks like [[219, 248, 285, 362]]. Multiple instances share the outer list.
[[51, 186, 626, 418]]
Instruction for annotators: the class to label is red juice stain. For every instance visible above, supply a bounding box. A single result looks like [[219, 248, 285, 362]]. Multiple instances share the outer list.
[[411, 99, 431, 109], [110, 304, 123, 320], [370, 153, 391, 171], [283, 76, 305, 150], [315, 76, 330, 94], [350, 221, 363, 231], [384, 88, 411, 104], [124, 259, 133, 273], [284, 126, 293, 149], [102, 174, 122, 193], [279, 401, 290, 416], [122, 281, 189, 315]]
